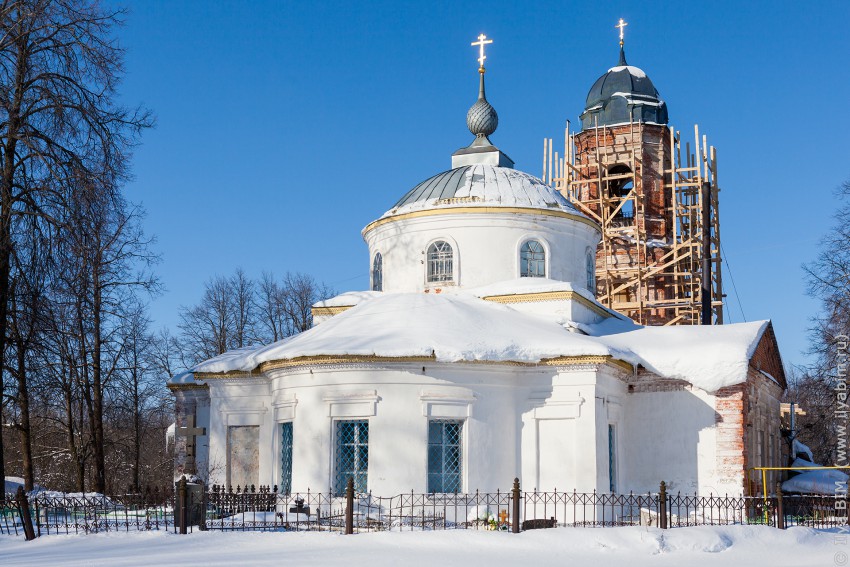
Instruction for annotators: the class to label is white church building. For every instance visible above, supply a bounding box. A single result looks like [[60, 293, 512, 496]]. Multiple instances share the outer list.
[[169, 40, 786, 498]]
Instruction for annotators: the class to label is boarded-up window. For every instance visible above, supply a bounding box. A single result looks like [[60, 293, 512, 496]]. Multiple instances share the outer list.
[[228, 425, 259, 489]]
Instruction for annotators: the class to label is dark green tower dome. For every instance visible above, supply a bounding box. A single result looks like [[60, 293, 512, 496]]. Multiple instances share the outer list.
[[579, 48, 668, 131]]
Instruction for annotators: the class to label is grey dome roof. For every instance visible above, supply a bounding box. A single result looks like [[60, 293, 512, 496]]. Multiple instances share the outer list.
[[580, 48, 668, 130], [386, 164, 582, 216]]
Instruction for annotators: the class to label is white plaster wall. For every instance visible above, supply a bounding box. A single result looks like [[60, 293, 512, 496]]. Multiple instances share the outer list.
[[520, 367, 600, 492], [502, 298, 607, 326], [620, 386, 724, 495], [204, 379, 272, 487], [362, 211, 600, 293], [264, 363, 541, 494], [196, 363, 734, 497]]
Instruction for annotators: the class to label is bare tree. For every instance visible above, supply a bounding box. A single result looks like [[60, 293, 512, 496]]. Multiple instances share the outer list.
[[256, 271, 287, 343], [112, 304, 172, 490], [281, 271, 333, 333], [796, 180, 850, 463], [0, 0, 153, 483], [177, 270, 334, 368]]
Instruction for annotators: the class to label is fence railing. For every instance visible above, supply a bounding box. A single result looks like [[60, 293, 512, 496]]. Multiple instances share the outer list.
[[1, 485, 174, 537], [2, 478, 847, 538]]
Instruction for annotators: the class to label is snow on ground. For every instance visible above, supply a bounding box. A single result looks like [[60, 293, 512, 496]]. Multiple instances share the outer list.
[[0, 525, 833, 567]]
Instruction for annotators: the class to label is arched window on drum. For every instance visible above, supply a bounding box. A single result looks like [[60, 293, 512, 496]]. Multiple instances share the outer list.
[[371, 252, 383, 291], [427, 241, 454, 283], [520, 240, 546, 278], [586, 248, 596, 295]]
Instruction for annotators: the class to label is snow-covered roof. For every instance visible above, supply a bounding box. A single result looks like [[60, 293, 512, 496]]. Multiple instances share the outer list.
[[192, 293, 614, 374], [182, 288, 774, 394], [377, 165, 590, 222], [313, 290, 382, 308], [591, 321, 769, 392]]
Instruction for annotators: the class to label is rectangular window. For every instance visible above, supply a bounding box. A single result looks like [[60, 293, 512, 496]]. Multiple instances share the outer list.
[[280, 422, 293, 494], [428, 420, 463, 493], [334, 420, 368, 495], [757, 430, 765, 466], [608, 424, 617, 493]]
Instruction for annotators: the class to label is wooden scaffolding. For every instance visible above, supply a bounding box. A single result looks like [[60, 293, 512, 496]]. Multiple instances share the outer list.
[[543, 119, 723, 326]]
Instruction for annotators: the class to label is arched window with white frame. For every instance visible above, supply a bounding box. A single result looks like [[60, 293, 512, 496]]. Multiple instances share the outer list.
[[372, 252, 383, 291], [520, 240, 546, 278], [427, 241, 453, 283]]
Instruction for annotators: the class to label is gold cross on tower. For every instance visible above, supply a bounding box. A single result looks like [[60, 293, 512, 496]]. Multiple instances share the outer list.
[[615, 18, 628, 47], [471, 33, 493, 72]]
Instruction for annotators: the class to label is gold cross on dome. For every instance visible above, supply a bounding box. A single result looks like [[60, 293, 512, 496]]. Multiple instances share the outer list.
[[615, 18, 628, 47], [471, 33, 493, 70]]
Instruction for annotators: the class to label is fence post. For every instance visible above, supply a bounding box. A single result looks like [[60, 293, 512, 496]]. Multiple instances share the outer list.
[[199, 479, 208, 531], [15, 487, 36, 541], [511, 477, 521, 533], [177, 475, 188, 535], [775, 482, 785, 530], [659, 481, 668, 530], [345, 477, 354, 535]]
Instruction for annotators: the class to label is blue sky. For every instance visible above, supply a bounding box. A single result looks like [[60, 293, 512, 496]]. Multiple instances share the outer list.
[[114, 0, 849, 369]]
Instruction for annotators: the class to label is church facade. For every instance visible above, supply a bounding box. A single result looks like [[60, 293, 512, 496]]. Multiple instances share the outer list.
[[169, 38, 785, 498]]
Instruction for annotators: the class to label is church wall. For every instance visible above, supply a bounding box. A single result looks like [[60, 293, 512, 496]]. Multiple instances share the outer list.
[[204, 379, 272, 488], [503, 297, 608, 327], [621, 380, 725, 494], [264, 363, 555, 494], [363, 212, 599, 293], [740, 368, 785, 494], [520, 365, 617, 493], [594, 369, 628, 493]]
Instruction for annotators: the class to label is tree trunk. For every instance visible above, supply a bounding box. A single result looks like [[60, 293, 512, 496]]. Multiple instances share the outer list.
[[16, 339, 33, 491], [132, 349, 141, 491], [63, 382, 84, 492], [91, 250, 105, 494]]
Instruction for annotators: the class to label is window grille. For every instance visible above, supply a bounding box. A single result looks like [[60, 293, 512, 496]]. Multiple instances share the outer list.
[[334, 420, 368, 495], [608, 424, 617, 493], [428, 420, 463, 493], [586, 249, 596, 293], [427, 241, 453, 282], [280, 422, 293, 494], [520, 240, 546, 277], [372, 253, 383, 291]]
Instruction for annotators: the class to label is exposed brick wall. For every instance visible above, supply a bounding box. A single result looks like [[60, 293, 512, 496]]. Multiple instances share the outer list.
[[714, 383, 746, 491], [714, 327, 786, 494], [573, 123, 682, 325], [749, 323, 787, 387]]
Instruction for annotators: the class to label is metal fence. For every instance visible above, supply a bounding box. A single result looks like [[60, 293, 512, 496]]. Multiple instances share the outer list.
[[2, 480, 847, 537], [1, 486, 174, 537]]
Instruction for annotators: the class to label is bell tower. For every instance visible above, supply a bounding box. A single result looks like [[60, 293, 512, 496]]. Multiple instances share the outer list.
[[545, 22, 723, 325]]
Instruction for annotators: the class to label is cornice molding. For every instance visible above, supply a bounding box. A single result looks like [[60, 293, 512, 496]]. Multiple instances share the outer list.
[[480, 290, 612, 318], [362, 206, 600, 235], [191, 354, 633, 380], [311, 305, 352, 316], [167, 382, 209, 392]]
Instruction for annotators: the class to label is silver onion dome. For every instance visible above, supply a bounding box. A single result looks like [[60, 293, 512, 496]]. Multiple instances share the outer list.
[[466, 71, 498, 137]]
